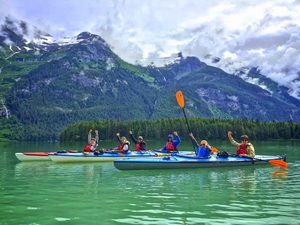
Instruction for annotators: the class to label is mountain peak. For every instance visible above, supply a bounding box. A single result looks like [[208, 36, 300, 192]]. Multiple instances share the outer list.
[[167, 56, 207, 80], [77, 32, 106, 43]]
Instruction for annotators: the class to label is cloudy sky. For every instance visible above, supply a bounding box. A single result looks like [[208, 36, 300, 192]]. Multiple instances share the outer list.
[[1, 0, 300, 98]]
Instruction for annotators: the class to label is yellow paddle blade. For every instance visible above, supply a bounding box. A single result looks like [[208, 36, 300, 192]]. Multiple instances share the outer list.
[[176, 90, 185, 108], [211, 147, 219, 153], [269, 160, 288, 169]]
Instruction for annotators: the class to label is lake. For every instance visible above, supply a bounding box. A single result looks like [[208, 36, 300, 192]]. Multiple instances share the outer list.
[[0, 140, 299, 225]]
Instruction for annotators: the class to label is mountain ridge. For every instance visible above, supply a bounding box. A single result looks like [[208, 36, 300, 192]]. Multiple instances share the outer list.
[[0, 17, 299, 140]]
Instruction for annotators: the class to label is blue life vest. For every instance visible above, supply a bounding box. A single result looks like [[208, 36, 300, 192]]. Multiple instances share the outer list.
[[197, 147, 210, 158]]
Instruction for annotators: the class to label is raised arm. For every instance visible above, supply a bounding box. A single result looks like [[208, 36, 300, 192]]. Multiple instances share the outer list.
[[227, 131, 239, 146], [116, 133, 121, 144], [88, 129, 92, 143], [129, 131, 137, 144], [188, 133, 199, 148], [173, 131, 181, 146], [95, 130, 99, 144]]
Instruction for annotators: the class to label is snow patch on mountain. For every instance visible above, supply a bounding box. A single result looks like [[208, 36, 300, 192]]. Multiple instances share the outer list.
[[57, 36, 82, 46], [239, 73, 272, 93]]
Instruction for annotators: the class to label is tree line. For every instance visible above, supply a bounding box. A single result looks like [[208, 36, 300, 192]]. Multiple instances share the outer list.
[[60, 118, 300, 142]]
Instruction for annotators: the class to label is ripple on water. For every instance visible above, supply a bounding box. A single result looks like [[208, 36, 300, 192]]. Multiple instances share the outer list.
[[54, 217, 71, 222], [27, 207, 39, 210], [114, 215, 190, 225]]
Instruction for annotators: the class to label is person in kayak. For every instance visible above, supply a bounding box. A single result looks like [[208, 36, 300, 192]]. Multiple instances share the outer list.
[[129, 130, 146, 151], [227, 131, 255, 158], [188, 132, 211, 158], [83, 129, 99, 154], [161, 131, 181, 152], [115, 133, 130, 153]]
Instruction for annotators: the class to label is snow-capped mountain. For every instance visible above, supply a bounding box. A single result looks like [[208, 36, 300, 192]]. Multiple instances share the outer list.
[[0, 17, 299, 140]]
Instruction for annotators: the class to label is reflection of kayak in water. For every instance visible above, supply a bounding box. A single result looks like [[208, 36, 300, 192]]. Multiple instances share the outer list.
[[49, 151, 158, 163], [15, 150, 78, 162], [114, 154, 286, 170], [14, 161, 114, 180]]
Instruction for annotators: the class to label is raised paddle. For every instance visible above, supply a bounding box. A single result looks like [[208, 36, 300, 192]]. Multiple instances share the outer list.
[[175, 90, 197, 153]]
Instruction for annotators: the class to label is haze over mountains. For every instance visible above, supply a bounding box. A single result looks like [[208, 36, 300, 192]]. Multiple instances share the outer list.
[[0, 17, 299, 140]]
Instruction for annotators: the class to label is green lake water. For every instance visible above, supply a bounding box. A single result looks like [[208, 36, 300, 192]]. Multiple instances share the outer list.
[[0, 140, 299, 225]]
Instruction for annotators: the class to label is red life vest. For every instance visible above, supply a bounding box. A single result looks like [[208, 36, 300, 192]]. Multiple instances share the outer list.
[[84, 144, 92, 152], [117, 142, 130, 151], [237, 144, 247, 155], [135, 143, 141, 151], [165, 141, 175, 151], [117, 143, 124, 150]]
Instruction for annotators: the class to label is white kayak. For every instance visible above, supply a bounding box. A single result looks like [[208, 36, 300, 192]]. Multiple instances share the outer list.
[[15, 151, 78, 162], [48, 151, 157, 163], [48, 150, 195, 163], [15, 152, 53, 162]]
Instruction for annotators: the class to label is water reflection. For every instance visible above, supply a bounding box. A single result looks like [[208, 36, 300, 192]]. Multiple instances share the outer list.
[[113, 164, 300, 225], [271, 169, 288, 180], [1, 140, 299, 225]]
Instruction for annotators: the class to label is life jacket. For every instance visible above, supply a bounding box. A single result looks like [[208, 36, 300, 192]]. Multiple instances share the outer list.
[[197, 147, 210, 158], [84, 144, 92, 152], [165, 141, 175, 151], [117, 142, 130, 151], [135, 143, 141, 151], [237, 144, 248, 155], [117, 143, 123, 150]]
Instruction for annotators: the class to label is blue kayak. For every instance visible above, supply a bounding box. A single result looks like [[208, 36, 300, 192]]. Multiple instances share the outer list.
[[113, 154, 286, 170]]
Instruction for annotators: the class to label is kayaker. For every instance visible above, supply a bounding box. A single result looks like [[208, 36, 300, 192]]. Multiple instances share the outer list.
[[115, 133, 130, 153], [227, 131, 255, 158], [129, 130, 146, 151], [161, 131, 181, 152], [83, 129, 99, 154], [188, 132, 211, 158]]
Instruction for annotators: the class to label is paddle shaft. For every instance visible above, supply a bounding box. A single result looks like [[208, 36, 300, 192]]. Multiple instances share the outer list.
[[182, 108, 191, 133], [237, 155, 287, 168], [182, 108, 197, 153]]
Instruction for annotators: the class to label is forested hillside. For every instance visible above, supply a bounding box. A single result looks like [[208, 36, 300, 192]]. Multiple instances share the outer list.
[[60, 118, 300, 142]]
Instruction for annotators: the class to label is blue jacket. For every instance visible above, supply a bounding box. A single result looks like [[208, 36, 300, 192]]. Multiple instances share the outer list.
[[196, 146, 211, 158]]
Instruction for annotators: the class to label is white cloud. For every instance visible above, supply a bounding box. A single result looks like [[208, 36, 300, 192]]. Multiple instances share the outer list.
[[1, 0, 300, 98]]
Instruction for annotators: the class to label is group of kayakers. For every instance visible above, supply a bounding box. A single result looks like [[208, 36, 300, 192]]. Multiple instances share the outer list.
[[84, 129, 256, 158]]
